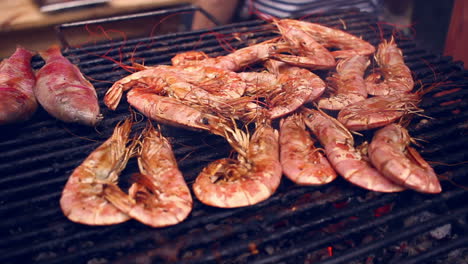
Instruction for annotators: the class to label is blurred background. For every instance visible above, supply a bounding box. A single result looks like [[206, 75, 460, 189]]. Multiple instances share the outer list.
[[0, 0, 465, 67]]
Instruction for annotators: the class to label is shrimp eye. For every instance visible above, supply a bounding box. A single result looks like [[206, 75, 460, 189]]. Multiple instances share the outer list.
[[201, 117, 210, 125]]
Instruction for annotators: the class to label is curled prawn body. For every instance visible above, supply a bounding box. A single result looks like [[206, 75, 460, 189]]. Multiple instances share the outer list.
[[60, 119, 137, 225], [365, 38, 414, 95], [272, 19, 336, 70], [104, 123, 193, 227], [262, 60, 326, 119], [279, 114, 336, 185], [213, 38, 284, 71], [173, 65, 246, 100], [238, 71, 279, 95], [104, 65, 246, 111], [302, 107, 405, 193], [337, 93, 421, 131], [368, 124, 441, 193], [278, 19, 375, 58], [126, 88, 230, 136], [193, 119, 282, 208], [268, 65, 326, 118], [172, 38, 285, 72], [317, 55, 370, 110], [236, 60, 327, 120], [104, 65, 170, 110]]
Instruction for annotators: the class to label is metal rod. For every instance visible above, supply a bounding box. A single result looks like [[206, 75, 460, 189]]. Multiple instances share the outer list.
[[54, 4, 221, 48]]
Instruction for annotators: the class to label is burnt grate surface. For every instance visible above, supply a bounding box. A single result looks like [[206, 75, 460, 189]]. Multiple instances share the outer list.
[[1, 9, 467, 264]]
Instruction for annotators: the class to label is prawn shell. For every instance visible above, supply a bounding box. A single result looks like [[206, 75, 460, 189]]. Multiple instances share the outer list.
[[194, 122, 282, 208], [273, 19, 336, 70], [278, 19, 375, 58], [302, 108, 405, 193], [104, 66, 168, 110], [279, 114, 337, 185], [269, 65, 326, 119], [368, 124, 441, 193], [125, 125, 193, 227], [317, 55, 369, 110], [365, 38, 414, 95], [127, 88, 226, 135], [337, 94, 420, 131], [60, 119, 134, 225]]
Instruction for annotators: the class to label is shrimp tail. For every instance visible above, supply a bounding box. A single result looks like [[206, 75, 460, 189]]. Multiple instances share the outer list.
[[128, 173, 160, 202], [102, 184, 135, 213]]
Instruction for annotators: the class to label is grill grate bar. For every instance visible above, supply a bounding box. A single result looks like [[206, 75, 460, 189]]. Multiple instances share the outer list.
[[252, 190, 468, 264], [1, 8, 467, 264], [314, 209, 468, 264], [186, 193, 398, 263], [395, 235, 468, 264]]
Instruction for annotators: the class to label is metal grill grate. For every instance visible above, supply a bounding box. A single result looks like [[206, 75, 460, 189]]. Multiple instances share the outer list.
[[0, 8, 467, 264]]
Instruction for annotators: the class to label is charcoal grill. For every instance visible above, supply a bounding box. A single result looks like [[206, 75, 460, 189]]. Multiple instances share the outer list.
[[1, 7, 467, 264]]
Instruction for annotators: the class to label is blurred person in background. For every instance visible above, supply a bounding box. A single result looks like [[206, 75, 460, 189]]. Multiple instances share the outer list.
[[192, 0, 386, 30]]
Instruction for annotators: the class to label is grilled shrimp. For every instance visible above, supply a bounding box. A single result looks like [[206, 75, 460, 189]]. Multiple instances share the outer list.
[[277, 19, 375, 58], [238, 71, 279, 95], [368, 124, 441, 193], [171, 51, 210, 66], [126, 87, 231, 135], [260, 60, 325, 119], [0, 46, 37, 125], [193, 117, 282, 208], [271, 19, 336, 70], [173, 65, 246, 100], [60, 119, 137, 225], [279, 114, 336, 185], [317, 55, 370, 110], [104, 123, 193, 227], [35, 45, 102, 126], [212, 38, 286, 71], [104, 65, 245, 111], [234, 60, 326, 119], [302, 107, 405, 192], [267, 63, 326, 118], [365, 38, 414, 95], [171, 38, 287, 71], [337, 93, 421, 131]]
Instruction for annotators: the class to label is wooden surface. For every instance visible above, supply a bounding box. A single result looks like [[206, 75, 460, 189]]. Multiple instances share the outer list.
[[0, 0, 192, 58], [444, 0, 468, 69], [0, 0, 191, 32]]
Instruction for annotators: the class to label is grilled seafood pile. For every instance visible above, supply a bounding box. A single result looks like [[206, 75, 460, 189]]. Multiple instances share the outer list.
[[60, 18, 442, 227]]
